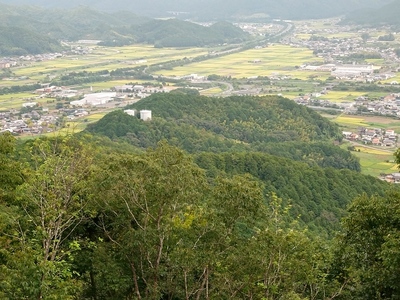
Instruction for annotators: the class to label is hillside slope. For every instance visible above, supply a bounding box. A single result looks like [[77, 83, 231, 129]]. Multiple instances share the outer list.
[[85, 93, 389, 234]]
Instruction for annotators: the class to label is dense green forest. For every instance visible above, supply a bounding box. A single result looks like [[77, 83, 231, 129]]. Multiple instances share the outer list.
[[87, 94, 354, 168], [85, 94, 387, 236], [0, 131, 399, 299], [1, 93, 400, 298]]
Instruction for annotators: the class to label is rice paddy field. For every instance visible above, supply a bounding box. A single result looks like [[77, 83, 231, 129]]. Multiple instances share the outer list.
[[12, 45, 208, 77], [154, 45, 324, 79], [318, 91, 367, 103], [351, 145, 397, 177], [333, 115, 400, 132]]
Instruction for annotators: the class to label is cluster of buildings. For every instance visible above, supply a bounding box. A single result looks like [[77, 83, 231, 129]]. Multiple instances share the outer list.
[[343, 128, 397, 147], [382, 173, 400, 183], [347, 95, 400, 117], [0, 110, 58, 135]]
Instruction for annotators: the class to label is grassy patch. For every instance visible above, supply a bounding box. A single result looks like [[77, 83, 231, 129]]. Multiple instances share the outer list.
[[200, 87, 224, 95], [333, 116, 370, 128], [154, 45, 323, 79], [319, 91, 366, 103], [343, 143, 397, 176]]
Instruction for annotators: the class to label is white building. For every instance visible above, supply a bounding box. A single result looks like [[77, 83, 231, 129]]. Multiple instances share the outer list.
[[70, 92, 116, 107], [124, 109, 136, 116], [331, 64, 374, 77], [140, 110, 152, 121]]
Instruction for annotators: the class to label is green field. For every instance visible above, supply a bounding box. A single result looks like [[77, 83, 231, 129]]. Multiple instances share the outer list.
[[0, 92, 55, 110], [200, 87, 224, 96], [12, 45, 208, 76], [352, 145, 397, 176], [154, 45, 324, 79], [318, 91, 367, 103], [333, 115, 400, 132]]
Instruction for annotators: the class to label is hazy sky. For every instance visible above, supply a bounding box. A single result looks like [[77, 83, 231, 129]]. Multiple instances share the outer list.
[[0, 0, 394, 20]]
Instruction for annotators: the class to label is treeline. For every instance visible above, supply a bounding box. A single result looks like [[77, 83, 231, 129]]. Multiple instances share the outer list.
[[0, 133, 398, 299], [0, 83, 41, 96]]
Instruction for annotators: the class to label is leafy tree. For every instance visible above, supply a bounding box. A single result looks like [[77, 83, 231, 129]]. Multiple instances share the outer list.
[[334, 191, 400, 299], [1, 136, 94, 299]]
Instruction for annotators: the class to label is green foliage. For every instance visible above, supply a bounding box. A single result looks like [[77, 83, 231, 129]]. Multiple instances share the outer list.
[[0, 136, 95, 299], [194, 151, 388, 234], [79, 142, 335, 299], [0, 132, 24, 203], [0, 133, 397, 299], [378, 33, 395, 41], [334, 191, 400, 299], [170, 87, 201, 96], [87, 93, 359, 171]]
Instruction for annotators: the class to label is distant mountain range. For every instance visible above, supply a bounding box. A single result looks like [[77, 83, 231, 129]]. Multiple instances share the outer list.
[[0, 0, 393, 20], [0, 3, 250, 55], [344, 0, 400, 26]]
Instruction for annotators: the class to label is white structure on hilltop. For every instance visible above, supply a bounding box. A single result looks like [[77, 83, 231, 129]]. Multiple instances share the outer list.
[[70, 92, 116, 107], [124, 109, 136, 116], [140, 110, 152, 121]]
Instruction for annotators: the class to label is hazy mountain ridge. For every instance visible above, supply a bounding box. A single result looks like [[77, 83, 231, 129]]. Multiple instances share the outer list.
[[0, 3, 249, 54], [0, 0, 393, 20], [344, 0, 400, 25]]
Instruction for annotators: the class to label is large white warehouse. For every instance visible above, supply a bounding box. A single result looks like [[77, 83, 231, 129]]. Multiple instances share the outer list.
[[70, 92, 116, 107]]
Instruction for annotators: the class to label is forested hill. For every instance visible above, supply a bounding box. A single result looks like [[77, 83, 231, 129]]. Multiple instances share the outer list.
[[194, 151, 387, 233], [89, 93, 341, 143], [84, 93, 388, 235], [0, 26, 62, 55], [133, 19, 250, 47], [0, 4, 249, 52], [86, 94, 358, 170]]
